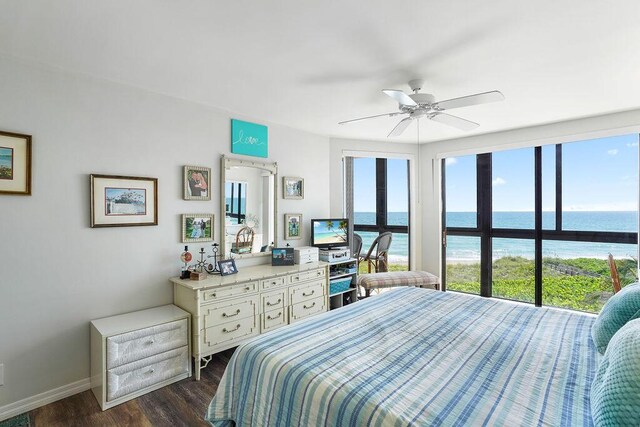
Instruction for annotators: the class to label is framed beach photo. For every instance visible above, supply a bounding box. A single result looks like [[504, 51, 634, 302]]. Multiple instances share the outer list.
[[271, 247, 294, 266], [218, 259, 239, 276], [283, 176, 304, 200], [184, 166, 211, 201], [285, 213, 302, 240], [0, 130, 31, 196], [182, 213, 214, 243], [90, 174, 158, 227]]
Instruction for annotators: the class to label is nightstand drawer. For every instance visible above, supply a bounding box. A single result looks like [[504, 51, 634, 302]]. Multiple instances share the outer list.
[[202, 316, 258, 348], [288, 268, 325, 284], [202, 296, 259, 329], [289, 279, 325, 305], [106, 346, 189, 401], [202, 282, 257, 302], [262, 308, 287, 332], [290, 296, 326, 322], [261, 276, 286, 290], [106, 319, 188, 369]]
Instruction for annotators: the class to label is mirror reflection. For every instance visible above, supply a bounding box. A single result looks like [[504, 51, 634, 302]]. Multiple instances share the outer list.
[[221, 157, 277, 258]]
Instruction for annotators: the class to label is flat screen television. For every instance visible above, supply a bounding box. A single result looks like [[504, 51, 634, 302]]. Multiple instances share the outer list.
[[310, 218, 349, 249]]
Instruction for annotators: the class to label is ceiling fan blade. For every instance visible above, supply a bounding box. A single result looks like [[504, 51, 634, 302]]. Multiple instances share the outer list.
[[382, 89, 418, 107], [388, 117, 413, 137], [338, 112, 402, 125], [434, 90, 504, 111], [430, 113, 479, 131]]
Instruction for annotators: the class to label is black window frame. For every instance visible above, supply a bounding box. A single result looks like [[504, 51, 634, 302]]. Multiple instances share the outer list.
[[442, 142, 638, 306], [354, 158, 411, 267]]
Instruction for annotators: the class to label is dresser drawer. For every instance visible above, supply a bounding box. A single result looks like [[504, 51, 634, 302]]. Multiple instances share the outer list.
[[202, 282, 257, 302], [261, 289, 286, 313], [201, 316, 258, 348], [202, 296, 258, 329], [288, 268, 325, 284], [262, 308, 287, 332], [106, 346, 189, 401], [106, 319, 188, 369], [289, 279, 326, 306], [261, 276, 286, 290], [290, 296, 326, 322]]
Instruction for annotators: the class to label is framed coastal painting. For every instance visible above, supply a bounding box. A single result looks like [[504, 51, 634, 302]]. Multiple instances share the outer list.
[[285, 213, 302, 240], [90, 174, 158, 227], [0, 130, 31, 196], [182, 213, 214, 243], [184, 165, 211, 201], [283, 176, 304, 200]]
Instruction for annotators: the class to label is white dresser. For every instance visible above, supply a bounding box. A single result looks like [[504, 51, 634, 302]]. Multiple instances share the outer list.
[[90, 305, 191, 410], [171, 262, 328, 380]]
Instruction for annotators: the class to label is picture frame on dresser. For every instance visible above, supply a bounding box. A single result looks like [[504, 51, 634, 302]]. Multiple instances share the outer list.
[[90, 174, 158, 227], [0, 130, 31, 196]]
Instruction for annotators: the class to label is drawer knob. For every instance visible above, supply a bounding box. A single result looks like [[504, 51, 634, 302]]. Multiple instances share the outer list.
[[317, 271, 322, 276], [245, 286, 251, 291], [266, 298, 282, 306], [148, 368, 155, 374], [222, 309, 241, 318], [294, 276, 299, 280], [302, 290, 315, 297], [210, 293, 217, 298], [272, 281, 277, 285], [303, 302, 316, 310], [222, 324, 241, 333], [146, 339, 155, 345], [267, 312, 282, 320]]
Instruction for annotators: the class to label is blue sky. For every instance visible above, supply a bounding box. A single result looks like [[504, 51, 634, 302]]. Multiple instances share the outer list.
[[446, 134, 639, 212], [354, 158, 409, 212]]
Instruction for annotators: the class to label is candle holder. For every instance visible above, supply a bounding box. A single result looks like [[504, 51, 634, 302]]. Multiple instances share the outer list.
[[205, 243, 221, 274], [193, 248, 208, 273]]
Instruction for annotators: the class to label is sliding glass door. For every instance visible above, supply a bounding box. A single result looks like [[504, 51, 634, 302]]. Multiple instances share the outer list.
[[353, 157, 410, 271], [442, 134, 639, 313]]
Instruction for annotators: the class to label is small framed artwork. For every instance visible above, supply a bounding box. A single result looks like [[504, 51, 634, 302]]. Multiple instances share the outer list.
[[90, 174, 158, 227], [283, 176, 304, 200], [272, 247, 294, 266], [285, 213, 302, 240], [184, 165, 211, 201], [0, 130, 31, 196], [182, 214, 214, 243], [218, 259, 239, 276]]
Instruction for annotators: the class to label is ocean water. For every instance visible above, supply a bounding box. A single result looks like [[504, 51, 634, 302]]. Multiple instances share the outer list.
[[355, 211, 639, 262], [0, 154, 11, 168]]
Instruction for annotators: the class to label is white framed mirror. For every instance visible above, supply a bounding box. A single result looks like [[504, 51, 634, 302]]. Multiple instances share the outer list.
[[220, 155, 277, 259]]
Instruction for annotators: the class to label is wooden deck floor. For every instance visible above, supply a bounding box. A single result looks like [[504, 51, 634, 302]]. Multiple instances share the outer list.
[[27, 349, 234, 427]]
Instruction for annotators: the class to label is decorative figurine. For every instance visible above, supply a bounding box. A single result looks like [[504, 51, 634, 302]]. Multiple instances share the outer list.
[[180, 246, 192, 279], [205, 243, 221, 274]]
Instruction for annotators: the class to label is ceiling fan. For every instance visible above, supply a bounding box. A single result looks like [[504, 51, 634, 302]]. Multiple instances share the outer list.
[[339, 79, 504, 137]]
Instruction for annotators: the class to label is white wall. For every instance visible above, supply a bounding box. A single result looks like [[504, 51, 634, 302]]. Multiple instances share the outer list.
[[420, 110, 640, 276], [0, 55, 329, 412], [329, 137, 421, 269]]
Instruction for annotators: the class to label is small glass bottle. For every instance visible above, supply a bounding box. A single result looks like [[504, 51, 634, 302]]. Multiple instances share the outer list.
[[180, 246, 192, 278]]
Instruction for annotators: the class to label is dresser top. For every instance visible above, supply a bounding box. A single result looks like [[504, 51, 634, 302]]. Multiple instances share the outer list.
[[91, 304, 189, 336], [170, 262, 328, 290]]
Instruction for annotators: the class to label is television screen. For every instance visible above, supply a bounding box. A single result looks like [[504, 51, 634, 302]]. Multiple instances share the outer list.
[[311, 219, 349, 248]]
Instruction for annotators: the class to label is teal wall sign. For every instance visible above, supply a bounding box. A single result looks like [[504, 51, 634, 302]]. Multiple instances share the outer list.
[[231, 119, 268, 158]]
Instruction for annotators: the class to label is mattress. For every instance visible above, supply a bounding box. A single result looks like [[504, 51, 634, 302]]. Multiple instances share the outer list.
[[206, 287, 597, 426]]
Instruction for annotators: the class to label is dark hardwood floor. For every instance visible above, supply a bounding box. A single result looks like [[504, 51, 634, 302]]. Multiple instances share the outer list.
[[28, 349, 234, 427]]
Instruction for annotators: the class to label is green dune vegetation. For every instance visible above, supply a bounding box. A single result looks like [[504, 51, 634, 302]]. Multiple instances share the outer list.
[[447, 256, 638, 313], [358, 257, 637, 313]]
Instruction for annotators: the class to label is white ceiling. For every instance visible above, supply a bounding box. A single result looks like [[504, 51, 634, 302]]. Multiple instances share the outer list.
[[2, 0, 640, 143]]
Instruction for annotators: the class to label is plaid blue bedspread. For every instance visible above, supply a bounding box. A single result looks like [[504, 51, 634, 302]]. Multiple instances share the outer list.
[[206, 287, 597, 426]]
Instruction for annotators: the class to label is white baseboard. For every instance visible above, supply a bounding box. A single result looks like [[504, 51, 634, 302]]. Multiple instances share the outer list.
[[0, 378, 90, 422]]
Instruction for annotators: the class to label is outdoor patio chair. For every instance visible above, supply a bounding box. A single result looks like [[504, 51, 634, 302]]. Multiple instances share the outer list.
[[352, 233, 363, 267], [361, 232, 393, 273]]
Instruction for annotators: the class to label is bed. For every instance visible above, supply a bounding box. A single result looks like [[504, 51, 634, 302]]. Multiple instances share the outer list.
[[206, 287, 597, 426]]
